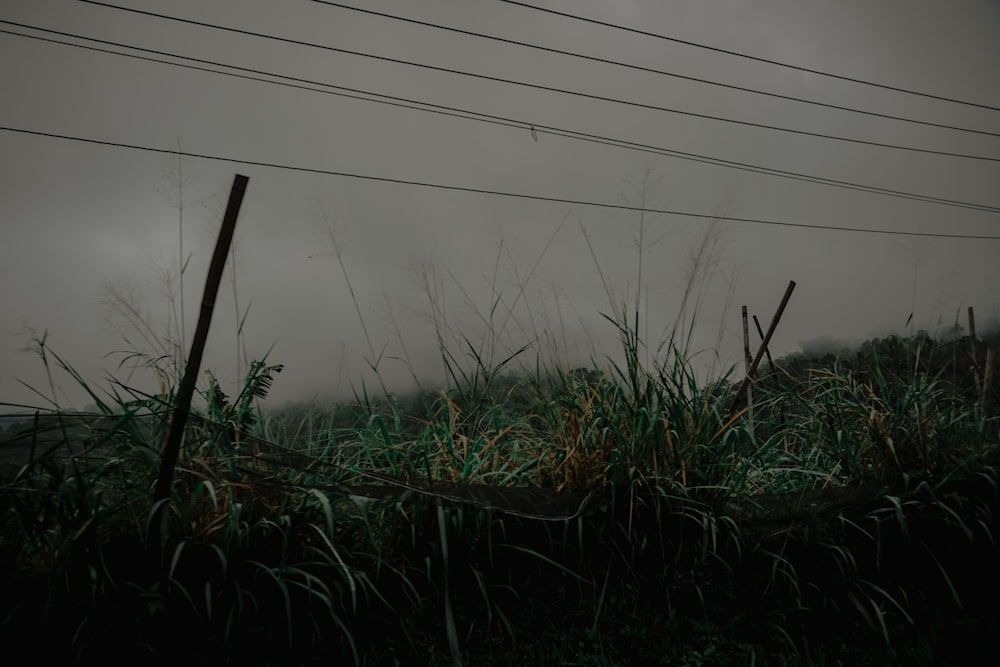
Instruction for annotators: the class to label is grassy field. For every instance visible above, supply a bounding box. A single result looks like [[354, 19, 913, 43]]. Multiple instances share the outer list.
[[2, 318, 998, 665], [3, 194, 997, 663]]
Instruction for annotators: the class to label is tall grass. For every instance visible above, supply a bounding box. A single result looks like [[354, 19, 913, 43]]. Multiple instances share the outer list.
[[2, 174, 998, 663], [4, 316, 998, 664]]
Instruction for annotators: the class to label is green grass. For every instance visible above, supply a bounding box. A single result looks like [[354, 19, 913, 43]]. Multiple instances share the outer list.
[[3, 182, 998, 663], [2, 321, 998, 665]]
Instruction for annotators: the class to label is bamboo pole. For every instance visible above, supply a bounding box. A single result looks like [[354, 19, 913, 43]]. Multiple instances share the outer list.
[[728, 281, 796, 418], [742, 305, 754, 430], [753, 314, 776, 374], [968, 306, 984, 407], [154, 174, 249, 501]]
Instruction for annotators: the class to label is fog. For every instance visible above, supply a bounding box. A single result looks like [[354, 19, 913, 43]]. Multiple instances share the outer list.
[[2, 0, 998, 412]]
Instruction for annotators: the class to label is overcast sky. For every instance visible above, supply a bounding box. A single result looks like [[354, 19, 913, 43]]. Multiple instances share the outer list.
[[2, 0, 999, 412]]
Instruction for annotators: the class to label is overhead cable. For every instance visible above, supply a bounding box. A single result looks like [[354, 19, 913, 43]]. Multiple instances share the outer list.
[[2, 125, 997, 240], [3, 23, 998, 216], [306, 0, 998, 139], [75, 1, 1000, 163], [497, 0, 1000, 113]]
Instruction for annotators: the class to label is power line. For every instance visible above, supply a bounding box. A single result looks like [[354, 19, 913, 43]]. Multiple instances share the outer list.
[[306, 0, 999, 139], [76, 1, 1000, 163], [497, 0, 1000, 113], [2, 125, 997, 240], [4, 23, 998, 216]]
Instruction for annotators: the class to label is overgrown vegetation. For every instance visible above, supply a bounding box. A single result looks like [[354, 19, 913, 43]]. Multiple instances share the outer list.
[[3, 321, 997, 665], [3, 172, 998, 664]]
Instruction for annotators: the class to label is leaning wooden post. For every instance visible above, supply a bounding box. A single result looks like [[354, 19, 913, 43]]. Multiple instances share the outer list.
[[728, 281, 796, 418], [154, 174, 249, 501], [968, 306, 985, 407], [742, 306, 754, 432], [753, 315, 776, 374]]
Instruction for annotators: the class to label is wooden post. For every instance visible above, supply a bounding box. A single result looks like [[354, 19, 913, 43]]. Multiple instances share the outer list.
[[742, 306, 754, 430], [154, 174, 249, 501], [968, 306, 984, 407], [728, 281, 796, 418], [753, 314, 776, 374]]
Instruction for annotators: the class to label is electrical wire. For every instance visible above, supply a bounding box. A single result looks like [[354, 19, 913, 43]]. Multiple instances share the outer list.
[[3, 23, 998, 216], [2, 125, 997, 240], [305, 0, 999, 139], [75, 1, 1000, 163], [497, 0, 1000, 113]]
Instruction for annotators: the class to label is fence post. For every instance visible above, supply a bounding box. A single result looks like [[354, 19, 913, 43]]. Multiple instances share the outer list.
[[742, 305, 754, 432], [728, 281, 796, 418], [154, 174, 249, 501]]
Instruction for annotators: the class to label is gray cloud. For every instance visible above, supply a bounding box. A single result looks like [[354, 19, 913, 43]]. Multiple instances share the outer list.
[[2, 0, 998, 411]]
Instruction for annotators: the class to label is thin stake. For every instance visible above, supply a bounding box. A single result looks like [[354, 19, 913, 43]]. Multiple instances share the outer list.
[[753, 314, 776, 373], [742, 305, 754, 430], [728, 281, 796, 417], [968, 306, 984, 407], [154, 174, 249, 500]]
